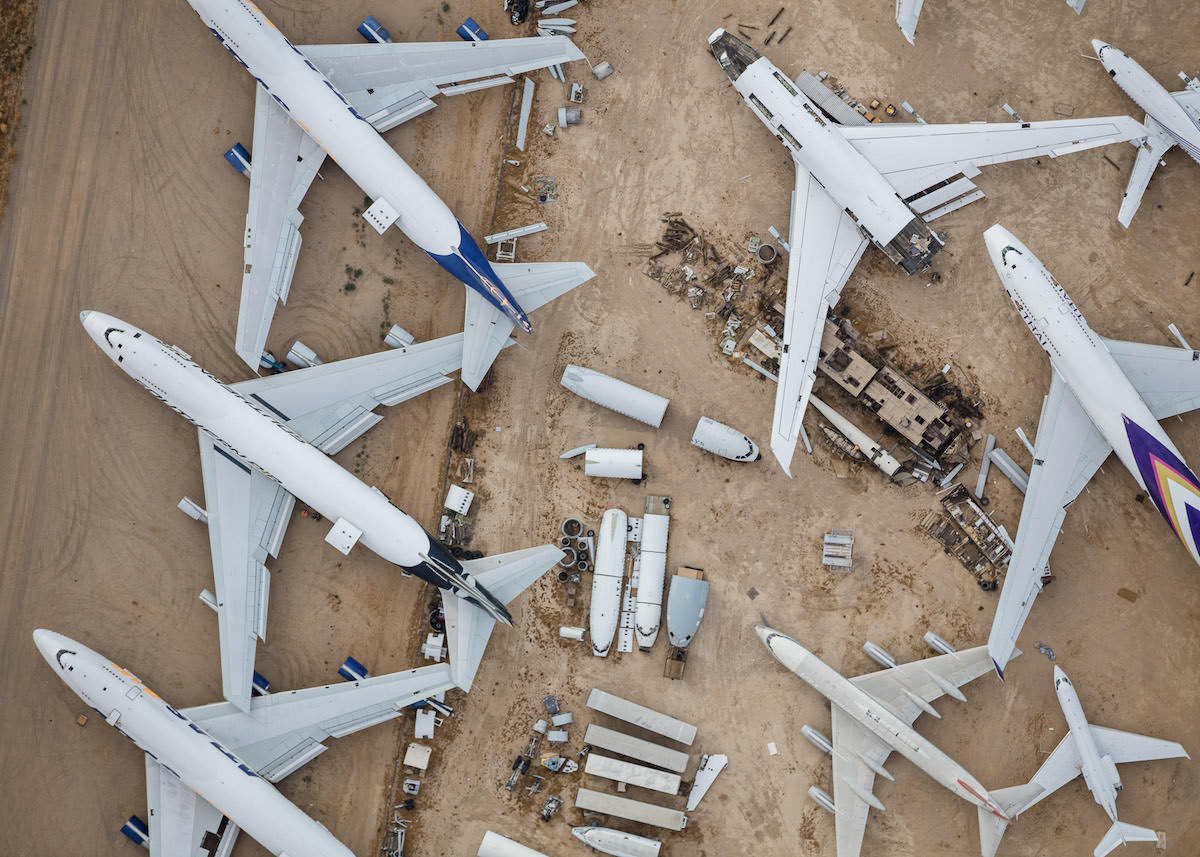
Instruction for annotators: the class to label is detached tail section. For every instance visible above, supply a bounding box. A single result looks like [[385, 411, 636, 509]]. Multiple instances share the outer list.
[[977, 783, 1044, 857], [1095, 821, 1158, 857], [461, 261, 595, 390], [441, 544, 564, 690]]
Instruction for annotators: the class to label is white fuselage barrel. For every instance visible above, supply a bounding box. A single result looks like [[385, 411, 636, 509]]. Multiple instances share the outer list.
[[1095, 41, 1200, 161], [756, 626, 1007, 818], [1054, 667, 1119, 819], [84, 312, 432, 567], [189, 0, 459, 255], [36, 631, 355, 857], [984, 225, 1200, 566], [590, 509, 628, 657], [634, 513, 669, 647]]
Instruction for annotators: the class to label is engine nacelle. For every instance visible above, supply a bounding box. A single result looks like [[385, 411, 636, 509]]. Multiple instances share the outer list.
[[808, 785, 837, 815], [801, 724, 834, 756], [862, 641, 898, 670], [1100, 754, 1123, 791], [924, 631, 957, 655]]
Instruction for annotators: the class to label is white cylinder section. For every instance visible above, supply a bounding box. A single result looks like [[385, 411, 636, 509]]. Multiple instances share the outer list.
[[690, 416, 760, 461], [561, 365, 669, 427], [477, 831, 553, 857], [808, 395, 902, 477], [590, 509, 628, 657], [559, 626, 586, 641], [585, 448, 644, 479], [634, 513, 669, 647]]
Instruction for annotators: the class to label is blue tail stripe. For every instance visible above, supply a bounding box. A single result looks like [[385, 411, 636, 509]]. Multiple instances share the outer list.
[[428, 222, 532, 332]]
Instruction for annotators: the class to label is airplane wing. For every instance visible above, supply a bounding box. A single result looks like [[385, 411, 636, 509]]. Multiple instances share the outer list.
[[829, 705, 893, 857], [302, 36, 586, 132], [144, 756, 240, 857], [184, 663, 455, 782], [772, 165, 869, 475], [1004, 730, 1084, 817], [1102, 336, 1200, 420], [1116, 117, 1174, 227], [441, 545, 563, 690], [234, 85, 326, 369], [838, 116, 1146, 212], [1090, 724, 1190, 765], [460, 261, 595, 390], [231, 333, 465, 454], [895, 0, 926, 44], [987, 372, 1112, 677], [197, 430, 295, 713], [849, 644, 998, 722]]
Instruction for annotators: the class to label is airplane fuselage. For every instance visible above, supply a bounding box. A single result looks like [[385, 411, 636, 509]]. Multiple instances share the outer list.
[[708, 30, 942, 273], [757, 626, 1008, 819], [990, 230, 1200, 567], [1053, 667, 1120, 821], [1095, 41, 1200, 163], [81, 311, 510, 622], [187, 0, 531, 332], [34, 630, 355, 857]]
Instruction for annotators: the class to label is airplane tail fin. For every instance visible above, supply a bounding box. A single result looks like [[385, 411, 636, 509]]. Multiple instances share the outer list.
[[1117, 117, 1173, 227], [440, 544, 563, 690], [977, 783, 1044, 857], [461, 261, 594, 390], [1095, 820, 1158, 857]]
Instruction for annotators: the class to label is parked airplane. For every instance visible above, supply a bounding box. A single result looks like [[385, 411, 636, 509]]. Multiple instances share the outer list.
[[983, 224, 1200, 678], [980, 666, 1188, 857], [706, 29, 1146, 475], [35, 628, 455, 856], [185, 0, 594, 385], [755, 622, 1019, 857], [81, 310, 561, 711], [1092, 40, 1200, 226]]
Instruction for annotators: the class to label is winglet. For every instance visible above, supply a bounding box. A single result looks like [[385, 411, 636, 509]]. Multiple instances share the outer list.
[[992, 657, 1006, 682]]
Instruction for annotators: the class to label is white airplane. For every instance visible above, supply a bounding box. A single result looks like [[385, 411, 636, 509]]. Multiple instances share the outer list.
[[983, 224, 1200, 678], [35, 628, 455, 857], [755, 622, 1020, 857], [981, 666, 1188, 857], [185, 0, 595, 385], [1092, 40, 1200, 226], [81, 310, 562, 711], [895, 0, 925, 44], [706, 29, 1147, 475]]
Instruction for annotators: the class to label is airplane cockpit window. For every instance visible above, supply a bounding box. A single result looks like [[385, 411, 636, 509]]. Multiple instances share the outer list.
[[1001, 246, 1022, 268], [55, 648, 75, 669], [104, 327, 125, 347]]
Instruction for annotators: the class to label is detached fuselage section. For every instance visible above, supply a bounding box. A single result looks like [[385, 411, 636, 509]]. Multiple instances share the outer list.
[[707, 31, 942, 274]]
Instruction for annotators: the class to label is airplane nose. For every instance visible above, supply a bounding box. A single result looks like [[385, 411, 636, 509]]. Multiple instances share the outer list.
[[982, 224, 1014, 268], [33, 628, 66, 667], [1091, 39, 1109, 58], [79, 310, 92, 324], [1053, 665, 1066, 680]]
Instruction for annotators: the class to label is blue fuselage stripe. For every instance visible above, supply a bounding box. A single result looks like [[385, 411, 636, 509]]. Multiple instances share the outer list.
[[428, 222, 532, 332]]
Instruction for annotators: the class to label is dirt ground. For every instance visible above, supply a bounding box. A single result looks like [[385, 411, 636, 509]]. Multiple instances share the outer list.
[[2, 1, 1200, 856]]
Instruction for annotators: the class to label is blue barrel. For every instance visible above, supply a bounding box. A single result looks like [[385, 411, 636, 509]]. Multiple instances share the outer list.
[[338, 656, 370, 681], [223, 142, 251, 175], [120, 815, 149, 848], [357, 15, 391, 43], [251, 671, 270, 696], [456, 17, 489, 41]]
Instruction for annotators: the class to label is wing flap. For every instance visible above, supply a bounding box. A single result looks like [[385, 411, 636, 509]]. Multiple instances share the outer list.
[[235, 86, 325, 368], [772, 166, 869, 475], [987, 374, 1111, 676], [1102, 335, 1200, 420], [840, 116, 1146, 200]]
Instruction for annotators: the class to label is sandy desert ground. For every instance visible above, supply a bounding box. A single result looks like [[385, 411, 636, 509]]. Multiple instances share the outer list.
[[1, 1, 1199, 856]]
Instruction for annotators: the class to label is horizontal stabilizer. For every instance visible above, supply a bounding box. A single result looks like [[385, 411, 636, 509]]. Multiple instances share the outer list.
[[978, 783, 1044, 857], [441, 544, 563, 689], [1095, 821, 1158, 857], [461, 261, 595, 390]]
